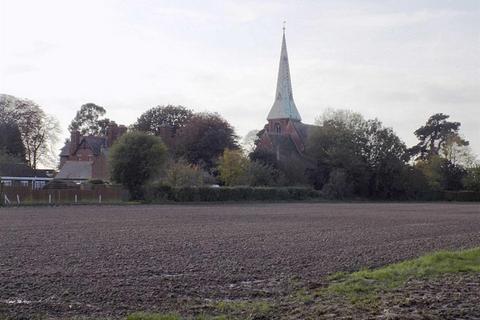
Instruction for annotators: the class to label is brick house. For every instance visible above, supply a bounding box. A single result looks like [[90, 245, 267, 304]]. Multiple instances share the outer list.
[[256, 29, 317, 163], [56, 123, 127, 182]]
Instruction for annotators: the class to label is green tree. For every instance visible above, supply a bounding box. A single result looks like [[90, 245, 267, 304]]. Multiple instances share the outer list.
[[133, 105, 193, 136], [133, 105, 193, 152], [109, 132, 167, 199], [307, 110, 368, 194], [218, 149, 250, 186], [308, 109, 410, 198], [321, 168, 352, 199], [247, 161, 284, 187], [463, 164, 480, 192], [0, 150, 22, 165], [410, 113, 468, 160], [249, 147, 278, 168], [69, 103, 113, 135], [363, 120, 409, 198]]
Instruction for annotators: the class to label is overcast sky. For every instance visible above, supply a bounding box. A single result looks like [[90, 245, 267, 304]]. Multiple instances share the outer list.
[[1, 0, 479, 156]]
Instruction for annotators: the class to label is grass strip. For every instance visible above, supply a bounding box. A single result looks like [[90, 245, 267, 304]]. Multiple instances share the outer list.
[[323, 247, 480, 304]]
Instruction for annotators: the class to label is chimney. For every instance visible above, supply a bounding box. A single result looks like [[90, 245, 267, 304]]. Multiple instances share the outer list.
[[70, 130, 81, 155], [106, 122, 118, 147]]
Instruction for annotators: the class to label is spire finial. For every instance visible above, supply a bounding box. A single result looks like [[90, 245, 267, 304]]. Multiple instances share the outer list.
[[283, 20, 286, 34]]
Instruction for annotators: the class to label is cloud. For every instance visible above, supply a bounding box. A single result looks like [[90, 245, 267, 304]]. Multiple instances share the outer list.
[[425, 83, 480, 105], [0, 0, 479, 156], [2, 63, 37, 75], [320, 9, 471, 28]]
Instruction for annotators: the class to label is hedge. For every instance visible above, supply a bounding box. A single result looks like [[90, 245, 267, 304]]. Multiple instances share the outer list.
[[145, 185, 320, 202], [443, 191, 480, 202]]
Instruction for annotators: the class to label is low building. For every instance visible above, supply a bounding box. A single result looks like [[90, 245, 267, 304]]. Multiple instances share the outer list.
[[0, 163, 55, 189], [56, 123, 127, 182]]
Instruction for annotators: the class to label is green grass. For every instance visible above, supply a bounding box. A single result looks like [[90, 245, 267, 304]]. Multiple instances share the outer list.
[[322, 247, 480, 305], [126, 300, 272, 320], [126, 248, 480, 318], [127, 313, 182, 320], [126, 313, 227, 320], [212, 300, 272, 316]]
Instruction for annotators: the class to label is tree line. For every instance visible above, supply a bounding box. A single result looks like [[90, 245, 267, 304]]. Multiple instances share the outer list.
[[107, 104, 479, 199], [1, 94, 478, 200]]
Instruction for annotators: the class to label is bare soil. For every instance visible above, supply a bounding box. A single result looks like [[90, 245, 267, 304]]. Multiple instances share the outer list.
[[0, 202, 479, 319]]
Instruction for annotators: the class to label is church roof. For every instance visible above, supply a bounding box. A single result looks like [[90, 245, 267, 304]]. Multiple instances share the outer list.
[[267, 29, 302, 121], [292, 122, 316, 140]]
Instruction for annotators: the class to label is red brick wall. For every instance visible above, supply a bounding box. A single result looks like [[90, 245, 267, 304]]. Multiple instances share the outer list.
[[92, 154, 109, 181]]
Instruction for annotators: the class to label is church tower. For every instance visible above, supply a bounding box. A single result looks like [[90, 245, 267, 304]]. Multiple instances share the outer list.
[[256, 26, 314, 162], [265, 26, 303, 137], [267, 26, 301, 123]]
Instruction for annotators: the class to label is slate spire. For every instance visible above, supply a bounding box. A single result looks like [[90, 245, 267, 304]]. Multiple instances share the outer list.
[[267, 26, 302, 121]]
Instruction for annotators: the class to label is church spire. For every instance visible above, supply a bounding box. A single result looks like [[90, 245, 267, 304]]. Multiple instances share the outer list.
[[267, 25, 302, 121]]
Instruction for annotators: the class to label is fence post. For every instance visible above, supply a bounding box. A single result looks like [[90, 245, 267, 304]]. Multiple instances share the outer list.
[[4, 194, 10, 205]]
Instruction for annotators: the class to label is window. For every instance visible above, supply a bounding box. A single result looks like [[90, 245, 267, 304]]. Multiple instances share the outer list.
[[34, 181, 46, 190], [274, 123, 281, 134], [1, 180, 12, 187], [20, 181, 29, 187]]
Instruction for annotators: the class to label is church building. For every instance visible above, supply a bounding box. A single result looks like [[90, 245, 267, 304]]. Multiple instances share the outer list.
[[256, 28, 316, 163]]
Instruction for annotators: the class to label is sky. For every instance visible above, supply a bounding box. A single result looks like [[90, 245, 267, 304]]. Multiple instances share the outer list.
[[1, 0, 479, 157]]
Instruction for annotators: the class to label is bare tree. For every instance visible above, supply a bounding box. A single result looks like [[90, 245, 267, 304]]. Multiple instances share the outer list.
[[0, 94, 61, 168]]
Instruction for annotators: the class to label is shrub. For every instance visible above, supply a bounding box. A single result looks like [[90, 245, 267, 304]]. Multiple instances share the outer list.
[[145, 185, 320, 202], [444, 191, 480, 202], [164, 159, 204, 187], [321, 168, 352, 199]]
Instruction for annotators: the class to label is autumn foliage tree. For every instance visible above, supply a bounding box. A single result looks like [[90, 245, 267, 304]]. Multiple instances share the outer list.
[[218, 149, 250, 186], [175, 112, 239, 171]]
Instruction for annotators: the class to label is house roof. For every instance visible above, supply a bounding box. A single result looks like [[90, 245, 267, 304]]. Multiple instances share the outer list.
[[55, 161, 93, 180], [60, 136, 108, 157], [60, 142, 70, 156], [82, 136, 107, 156], [0, 163, 53, 178]]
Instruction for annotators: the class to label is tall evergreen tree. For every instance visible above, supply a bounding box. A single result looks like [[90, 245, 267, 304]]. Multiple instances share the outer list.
[[410, 113, 468, 160]]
